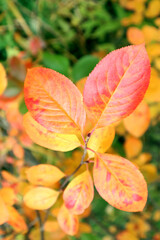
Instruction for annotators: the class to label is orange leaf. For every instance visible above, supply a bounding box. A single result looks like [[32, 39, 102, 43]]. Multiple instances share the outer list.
[[63, 171, 94, 214], [57, 204, 79, 236], [83, 45, 150, 131], [26, 164, 65, 187], [93, 153, 148, 212], [24, 67, 86, 134], [0, 187, 17, 206], [124, 136, 143, 159], [127, 27, 144, 45], [23, 112, 81, 152], [124, 101, 150, 137], [87, 125, 115, 158], [0, 63, 7, 95], [0, 196, 9, 225], [7, 206, 28, 233], [24, 186, 59, 210]]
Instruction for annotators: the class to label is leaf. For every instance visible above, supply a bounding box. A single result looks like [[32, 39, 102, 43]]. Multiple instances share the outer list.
[[7, 206, 28, 233], [83, 45, 150, 131], [0, 63, 7, 95], [124, 136, 143, 159], [57, 204, 79, 236], [23, 186, 59, 210], [123, 101, 150, 137], [23, 112, 82, 151], [63, 171, 94, 215], [24, 67, 86, 135], [0, 187, 17, 206], [0, 196, 9, 225], [26, 164, 65, 187], [72, 55, 99, 82], [127, 27, 144, 45], [42, 52, 70, 76], [93, 153, 148, 212], [87, 125, 115, 158]]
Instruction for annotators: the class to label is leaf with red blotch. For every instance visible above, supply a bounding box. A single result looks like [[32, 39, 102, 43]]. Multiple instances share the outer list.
[[93, 153, 148, 212], [57, 204, 79, 236], [26, 164, 65, 187], [63, 171, 94, 215], [24, 67, 86, 135], [24, 187, 59, 210], [23, 112, 82, 152], [83, 44, 150, 131], [0, 63, 7, 95]]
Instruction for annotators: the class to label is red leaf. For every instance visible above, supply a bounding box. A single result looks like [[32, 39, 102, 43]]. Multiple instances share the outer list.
[[83, 44, 150, 130], [93, 153, 148, 212], [24, 67, 86, 134]]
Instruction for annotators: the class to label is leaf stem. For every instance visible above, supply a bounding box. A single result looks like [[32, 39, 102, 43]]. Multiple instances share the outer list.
[[59, 134, 91, 191], [36, 210, 45, 240]]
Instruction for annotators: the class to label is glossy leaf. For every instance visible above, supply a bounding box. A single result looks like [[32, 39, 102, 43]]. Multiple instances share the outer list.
[[57, 204, 79, 236], [93, 153, 147, 212], [63, 171, 94, 215], [0, 63, 7, 95], [87, 125, 115, 158], [0, 196, 9, 225], [26, 164, 65, 187], [23, 112, 82, 152], [124, 101, 150, 137], [24, 67, 86, 134], [83, 44, 150, 131], [24, 187, 59, 210]]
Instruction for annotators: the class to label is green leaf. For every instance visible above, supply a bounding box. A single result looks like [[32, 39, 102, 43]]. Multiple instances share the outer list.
[[72, 55, 99, 82], [19, 99, 28, 115], [42, 52, 70, 76]]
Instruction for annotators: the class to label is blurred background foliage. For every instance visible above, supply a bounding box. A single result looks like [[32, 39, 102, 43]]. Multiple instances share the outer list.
[[0, 0, 160, 240]]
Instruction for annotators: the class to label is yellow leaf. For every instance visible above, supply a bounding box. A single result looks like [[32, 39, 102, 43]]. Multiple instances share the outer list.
[[145, 68, 160, 103], [0, 63, 7, 95], [0, 196, 9, 225], [87, 125, 115, 158], [124, 101, 150, 137], [146, 43, 160, 61], [24, 186, 59, 210], [142, 25, 159, 44], [145, 0, 160, 18], [23, 112, 82, 152], [127, 27, 144, 45], [44, 220, 59, 232], [0, 187, 17, 206], [26, 164, 65, 187], [116, 230, 139, 240], [140, 164, 158, 183]]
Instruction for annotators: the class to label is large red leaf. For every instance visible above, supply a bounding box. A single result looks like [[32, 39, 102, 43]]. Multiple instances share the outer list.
[[24, 67, 86, 134], [93, 153, 148, 212], [83, 44, 150, 130]]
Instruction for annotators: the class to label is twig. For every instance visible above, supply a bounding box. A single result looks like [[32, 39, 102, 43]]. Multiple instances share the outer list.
[[36, 210, 45, 240]]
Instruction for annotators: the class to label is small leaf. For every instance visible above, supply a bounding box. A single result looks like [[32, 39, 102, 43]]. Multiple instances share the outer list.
[[83, 44, 150, 131], [87, 125, 115, 158], [24, 187, 59, 210], [0, 187, 17, 206], [42, 52, 70, 76], [0, 196, 9, 225], [72, 55, 99, 82], [124, 101, 150, 137], [7, 206, 28, 233], [57, 204, 79, 236], [93, 153, 147, 212], [26, 164, 65, 187], [63, 171, 94, 215], [124, 136, 143, 159], [0, 63, 7, 95], [24, 67, 86, 135], [23, 112, 82, 152]]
